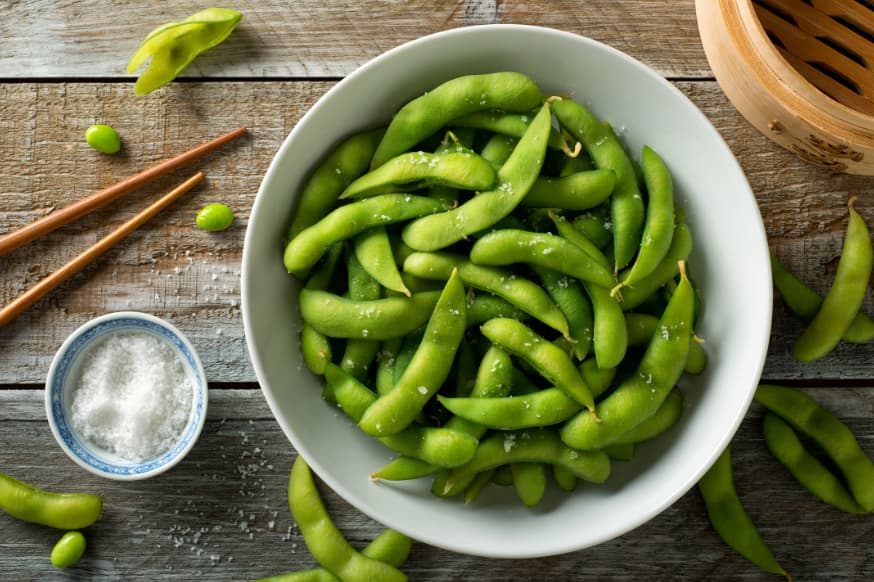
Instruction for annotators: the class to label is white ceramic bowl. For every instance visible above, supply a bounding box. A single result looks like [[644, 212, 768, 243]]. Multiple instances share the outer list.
[[242, 24, 771, 558], [45, 311, 208, 480]]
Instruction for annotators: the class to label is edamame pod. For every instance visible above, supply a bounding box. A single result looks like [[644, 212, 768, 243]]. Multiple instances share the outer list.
[[0, 473, 102, 530], [520, 170, 616, 210], [372, 72, 542, 168], [625, 312, 708, 375], [340, 151, 496, 199], [340, 252, 382, 379], [562, 262, 693, 450], [438, 387, 581, 429], [511, 463, 547, 507], [792, 198, 873, 361], [441, 429, 611, 496], [402, 102, 552, 251], [612, 388, 683, 445], [755, 384, 874, 512], [532, 265, 593, 360], [449, 110, 566, 151], [353, 226, 409, 296], [284, 194, 448, 277], [465, 294, 528, 327], [288, 457, 407, 582], [618, 222, 693, 310], [470, 229, 617, 289], [359, 271, 467, 436], [370, 457, 438, 481], [299, 289, 441, 340], [584, 281, 628, 370]]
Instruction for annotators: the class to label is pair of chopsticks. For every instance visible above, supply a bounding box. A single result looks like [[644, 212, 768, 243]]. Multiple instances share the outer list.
[[0, 127, 247, 327]]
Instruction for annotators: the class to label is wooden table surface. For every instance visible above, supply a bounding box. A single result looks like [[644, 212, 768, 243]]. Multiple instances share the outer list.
[[2, 1, 873, 580]]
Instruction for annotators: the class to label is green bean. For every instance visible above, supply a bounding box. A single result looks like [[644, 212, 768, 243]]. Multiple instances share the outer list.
[[340, 151, 496, 199], [354, 226, 409, 296], [470, 229, 617, 290], [552, 98, 644, 272], [793, 199, 873, 361], [480, 318, 596, 414], [770, 252, 874, 343], [583, 281, 628, 370], [612, 388, 683, 445], [288, 457, 407, 582], [613, 146, 675, 297], [370, 456, 438, 481], [84, 124, 121, 154], [465, 294, 527, 327], [521, 170, 616, 210], [552, 464, 577, 491], [532, 265, 593, 360], [438, 386, 580, 429], [604, 443, 635, 461], [755, 384, 874, 512], [323, 364, 477, 468], [50, 531, 86, 569], [562, 262, 693, 450], [299, 289, 441, 340], [401, 102, 552, 251], [0, 473, 102, 530], [762, 412, 865, 514], [359, 271, 467, 436], [511, 463, 547, 507], [697, 446, 789, 579], [625, 312, 708, 375], [284, 194, 448, 276], [287, 130, 385, 240], [618, 222, 693, 311], [403, 251, 570, 338], [441, 429, 611, 496], [372, 72, 542, 168], [449, 110, 566, 150]]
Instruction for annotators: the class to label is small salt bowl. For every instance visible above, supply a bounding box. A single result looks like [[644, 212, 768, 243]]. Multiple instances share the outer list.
[[45, 311, 208, 480]]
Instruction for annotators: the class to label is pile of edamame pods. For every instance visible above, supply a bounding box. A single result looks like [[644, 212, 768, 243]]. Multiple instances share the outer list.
[[281, 71, 705, 508]]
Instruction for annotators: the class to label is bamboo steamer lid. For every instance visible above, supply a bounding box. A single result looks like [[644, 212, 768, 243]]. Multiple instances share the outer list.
[[696, 0, 874, 174]]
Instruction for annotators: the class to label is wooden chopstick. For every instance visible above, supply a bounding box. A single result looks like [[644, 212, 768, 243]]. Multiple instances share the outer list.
[[0, 127, 246, 258], [0, 172, 205, 328]]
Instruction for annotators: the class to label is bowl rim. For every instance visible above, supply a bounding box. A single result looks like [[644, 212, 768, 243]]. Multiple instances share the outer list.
[[44, 310, 208, 481], [242, 23, 771, 557]]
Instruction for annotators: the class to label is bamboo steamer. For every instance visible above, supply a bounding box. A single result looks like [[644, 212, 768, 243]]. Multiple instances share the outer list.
[[696, 0, 874, 174]]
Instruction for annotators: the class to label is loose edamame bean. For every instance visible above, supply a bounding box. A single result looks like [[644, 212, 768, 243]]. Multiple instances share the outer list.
[[792, 198, 873, 361], [401, 102, 552, 251], [552, 98, 645, 272], [770, 252, 874, 344], [358, 270, 466, 436], [480, 318, 596, 414], [762, 412, 865, 514], [697, 446, 789, 579], [288, 457, 407, 582], [0, 473, 102, 530], [51, 531, 86, 569], [755, 384, 874, 512], [284, 194, 449, 277], [195, 203, 234, 232], [470, 229, 617, 290], [441, 429, 611, 496], [562, 262, 693, 450], [371, 72, 542, 168], [340, 151, 496, 199], [84, 124, 121, 154]]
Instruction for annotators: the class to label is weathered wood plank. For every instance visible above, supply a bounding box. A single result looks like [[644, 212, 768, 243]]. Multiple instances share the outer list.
[[0, 0, 710, 80], [1, 81, 872, 385], [0, 387, 871, 581]]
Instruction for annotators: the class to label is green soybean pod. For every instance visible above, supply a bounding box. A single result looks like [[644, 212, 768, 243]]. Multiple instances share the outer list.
[[51, 531, 86, 568], [449, 110, 567, 151], [301, 324, 332, 376], [552, 98, 644, 272], [299, 289, 441, 340], [465, 294, 528, 327], [552, 464, 577, 492], [578, 357, 616, 399], [375, 338, 403, 395], [521, 170, 616, 210], [0, 473, 102, 530], [371, 72, 542, 168], [770, 252, 874, 343], [561, 262, 693, 450], [755, 384, 874, 512], [511, 463, 547, 507], [612, 388, 683, 445], [284, 194, 449, 277], [354, 226, 410, 296], [698, 447, 789, 579], [463, 469, 496, 504], [478, 133, 517, 167], [583, 281, 628, 370], [531, 265, 594, 361], [762, 412, 865, 514], [287, 128, 385, 240], [288, 457, 407, 582], [550, 212, 612, 270], [618, 222, 693, 311], [358, 270, 467, 436], [480, 318, 596, 414], [571, 206, 613, 250], [401, 102, 552, 251], [438, 387, 580, 430], [793, 199, 874, 361], [604, 443, 635, 461], [492, 465, 515, 486], [340, 251, 382, 379], [370, 456, 438, 482], [624, 312, 708, 375]]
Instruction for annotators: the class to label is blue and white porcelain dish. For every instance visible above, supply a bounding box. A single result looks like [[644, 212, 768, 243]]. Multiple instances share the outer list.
[[45, 311, 208, 480]]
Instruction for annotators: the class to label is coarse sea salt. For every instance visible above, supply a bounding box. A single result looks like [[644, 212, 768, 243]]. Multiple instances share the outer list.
[[70, 331, 193, 463]]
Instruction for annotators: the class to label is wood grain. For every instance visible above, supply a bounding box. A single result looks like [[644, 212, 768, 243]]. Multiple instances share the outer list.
[[1, 81, 872, 384], [0, 387, 871, 581], [0, 1, 709, 80]]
